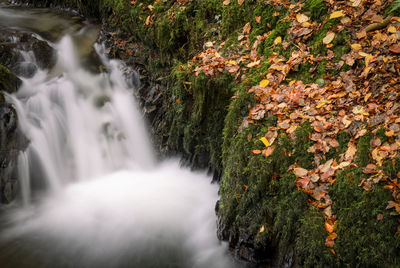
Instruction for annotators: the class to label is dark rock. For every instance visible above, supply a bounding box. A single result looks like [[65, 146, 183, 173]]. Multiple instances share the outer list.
[[31, 39, 56, 69], [0, 92, 28, 203], [0, 64, 22, 93]]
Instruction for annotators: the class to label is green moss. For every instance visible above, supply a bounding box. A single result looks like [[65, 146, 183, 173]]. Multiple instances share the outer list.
[[273, 173, 307, 258], [302, 0, 328, 22], [296, 207, 335, 267], [294, 122, 314, 169], [0, 65, 21, 93], [356, 133, 372, 167], [376, 126, 389, 144], [330, 168, 400, 267], [382, 158, 400, 179], [168, 65, 234, 177]]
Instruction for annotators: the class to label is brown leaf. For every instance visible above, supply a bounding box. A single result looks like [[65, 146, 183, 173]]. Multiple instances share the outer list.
[[363, 164, 377, 174], [345, 141, 357, 160], [389, 44, 400, 54], [251, 150, 262, 155], [294, 167, 308, 177], [243, 22, 251, 34], [377, 214, 384, 221]]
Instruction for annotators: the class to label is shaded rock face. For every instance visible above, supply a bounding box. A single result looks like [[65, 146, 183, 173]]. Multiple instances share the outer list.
[[0, 92, 27, 203], [0, 28, 57, 77]]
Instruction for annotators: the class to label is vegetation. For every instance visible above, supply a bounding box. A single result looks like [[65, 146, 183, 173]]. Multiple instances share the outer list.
[[18, 0, 400, 265]]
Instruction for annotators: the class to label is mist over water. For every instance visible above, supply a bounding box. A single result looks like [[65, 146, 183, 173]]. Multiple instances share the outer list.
[[0, 6, 238, 268]]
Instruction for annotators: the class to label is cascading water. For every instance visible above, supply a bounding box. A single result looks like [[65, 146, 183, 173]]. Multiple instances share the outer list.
[[0, 6, 239, 268]]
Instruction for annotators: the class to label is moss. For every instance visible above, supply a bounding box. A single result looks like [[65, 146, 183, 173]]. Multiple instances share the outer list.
[[330, 168, 400, 267], [273, 173, 308, 259], [356, 133, 372, 167], [376, 126, 389, 144], [0, 65, 21, 94], [325, 131, 350, 161], [382, 158, 400, 179], [295, 207, 335, 267], [167, 65, 235, 177], [302, 0, 328, 22], [294, 122, 314, 169]]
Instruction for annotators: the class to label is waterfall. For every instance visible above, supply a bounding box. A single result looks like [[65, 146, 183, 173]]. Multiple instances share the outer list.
[[0, 6, 238, 268]]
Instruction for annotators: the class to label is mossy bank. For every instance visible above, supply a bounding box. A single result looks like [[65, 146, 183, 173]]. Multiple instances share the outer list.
[[13, 0, 400, 266]]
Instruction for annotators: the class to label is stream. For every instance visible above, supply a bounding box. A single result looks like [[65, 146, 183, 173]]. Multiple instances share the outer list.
[[0, 4, 240, 268]]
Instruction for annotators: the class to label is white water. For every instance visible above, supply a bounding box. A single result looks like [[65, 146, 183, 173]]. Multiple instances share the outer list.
[[0, 8, 237, 268]]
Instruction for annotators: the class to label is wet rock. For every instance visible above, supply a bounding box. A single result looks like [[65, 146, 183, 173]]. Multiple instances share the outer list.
[[0, 28, 57, 75], [31, 39, 56, 69], [0, 90, 28, 203], [0, 64, 22, 93]]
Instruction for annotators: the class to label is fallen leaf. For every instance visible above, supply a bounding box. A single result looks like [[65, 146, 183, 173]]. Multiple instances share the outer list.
[[256, 16, 261, 23], [274, 36, 282, 45], [385, 130, 395, 137], [363, 163, 377, 174], [325, 222, 335, 233], [330, 10, 344, 19], [389, 44, 400, 54], [260, 137, 270, 147], [259, 225, 265, 233], [294, 167, 308, 177], [238, 0, 244, 6], [388, 25, 397, 34], [296, 14, 309, 23], [259, 79, 270, 88], [251, 149, 262, 155], [243, 22, 251, 34], [222, 0, 230, 5], [351, 43, 362, 50], [345, 141, 357, 160], [323, 32, 336, 44]]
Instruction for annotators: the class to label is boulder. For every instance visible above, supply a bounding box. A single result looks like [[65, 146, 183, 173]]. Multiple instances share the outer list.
[[0, 64, 22, 93]]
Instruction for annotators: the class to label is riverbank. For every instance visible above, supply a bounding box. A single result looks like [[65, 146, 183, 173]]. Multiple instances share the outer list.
[[4, 0, 400, 267]]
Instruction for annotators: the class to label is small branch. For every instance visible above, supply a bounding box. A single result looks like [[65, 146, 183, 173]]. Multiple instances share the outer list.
[[364, 16, 393, 33]]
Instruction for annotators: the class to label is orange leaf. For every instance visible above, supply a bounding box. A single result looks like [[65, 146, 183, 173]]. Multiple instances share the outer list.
[[222, 0, 230, 6], [251, 149, 262, 155], [385, 130, 395, 137], [238, 0, 245, 6], [325, 222, 335, 233]]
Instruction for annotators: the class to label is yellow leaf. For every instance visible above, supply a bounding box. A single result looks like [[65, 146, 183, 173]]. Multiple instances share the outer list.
[[260, 137, 270, 147], [259, 79, 270, 88], [323, 32, 335, 44], [147, 5, 154, 11], [274, 36, 282, 45], [364, 93, 372, 102], [145, 16, 151, 26], [222, 0, 230, 6], [226, 60, 237, 65], [351, 43, 362, 50], [317, 100, 329, 108], [296, 14, 309, 23], [259, 225, 265, 233], [364, 54, 373, 66], [330, 10, 344, 19], [388, 25, 397, 34]]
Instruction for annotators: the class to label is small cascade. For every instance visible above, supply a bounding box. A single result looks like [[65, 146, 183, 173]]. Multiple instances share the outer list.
[[17, 151, 30, 207], [0, 5, 239, 268]]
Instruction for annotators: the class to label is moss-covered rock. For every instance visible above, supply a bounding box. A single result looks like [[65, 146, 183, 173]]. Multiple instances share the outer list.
[[330, 168, 400, 267], [0, 65, 22, 94]]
